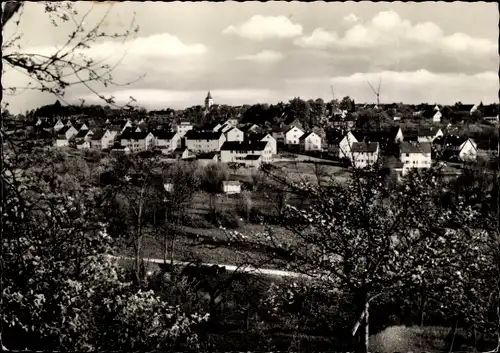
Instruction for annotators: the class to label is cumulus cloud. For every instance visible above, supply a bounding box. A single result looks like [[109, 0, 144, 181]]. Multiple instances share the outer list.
[[237, 50, 285, 63], [23, 32, 207, 63], [295, 10, 497, 55], [343, 13, 360, 23], [294, 28, 339, 49], [222, 15, 303, 40]]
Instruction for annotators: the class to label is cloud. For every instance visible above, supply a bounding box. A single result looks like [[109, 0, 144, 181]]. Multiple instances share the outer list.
[[223, 15, 303, 40], [343, 13, 359, 23], [294, 10, 497, 55], [236, 50, 285, 63], [22, 32, 207, 63], [294, 28, 339, 49], [286, 70, 498, 104]]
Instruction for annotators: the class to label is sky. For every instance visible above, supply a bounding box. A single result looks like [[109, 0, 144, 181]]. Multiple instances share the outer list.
[[2, 1, 499, 113]]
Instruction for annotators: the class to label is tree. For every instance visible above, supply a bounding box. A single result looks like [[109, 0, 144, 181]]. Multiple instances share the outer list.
[[253, 166, 473, 352], [197, 162, 229, 223], [288, 97, 311, 129], [161, 161, 199, 265], [339, 96, 354, 112]]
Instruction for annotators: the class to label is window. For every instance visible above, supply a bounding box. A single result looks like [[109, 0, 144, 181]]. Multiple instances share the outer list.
[[406, 153, 409, 157]]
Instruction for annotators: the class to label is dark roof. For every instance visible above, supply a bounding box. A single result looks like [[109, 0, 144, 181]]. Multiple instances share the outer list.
[[153, 130, 177, 139], [120, 131, 151, 140], [73, 123, 83, 131], [299, 132, 317, 140], [351, 142, 379, 153], [245, 155, 262, 160], [399, 141, 432, 154], [248, 133, 270, 142], [75, 129, 90, 138], [91, 130, 105, 140], [197, 152, 218, 160], [206, 91, 212, 99], [418, 127, 441, 137], [185, 130, 223, 140], [220, 141, 268, 152], [457, 104, 475, 111], [57, 126, 71, 135]]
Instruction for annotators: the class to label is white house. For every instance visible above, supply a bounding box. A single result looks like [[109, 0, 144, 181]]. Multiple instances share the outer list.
[[175, 121, 194, 137], [120, 131, 155, 153], [74, 129, 93, 143], [432, 110, 442, 123], [248, 133, 277, 155], [58, 125, 78, 140], [222, 180, 241, 194], [121, 120, 133, 133], [350, 142, 379, 169], [327, 130, 358, 159], [444, 137, 477, 162], [153, 131, 181, 152], [225, 127, 244, 142], [399, 141, 432, 175], [54, 119, 65, 131], [220, 140, 273, 167], [76, 140, 91, 150], [284, 126, 304, 145], [223, 118, 239, 128], [418, 127, 443, 143], [299, 132, 322, 151], [185, 130, 226, 152]]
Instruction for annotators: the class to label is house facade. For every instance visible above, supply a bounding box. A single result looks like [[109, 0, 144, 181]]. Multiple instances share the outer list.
[[328, 131, 358, 159], [299, 132, 322, 151], [120, 131, 155, 153], [445, 137, 477, 162], [350, 142, 379, 168], [225, 127, 244, 142], [220, 141, 272, 166], [399, 142, 432, 175], [185, 130, 226, 152], [222, 180, 241, 194], [154, 131, 181, 152], [418, 128, 443, 143], [175, 121, 194, 137], [248, 133, 277, 155], [284, 126, 304, 145]]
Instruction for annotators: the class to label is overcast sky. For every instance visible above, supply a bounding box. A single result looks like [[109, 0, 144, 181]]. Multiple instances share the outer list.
[[2, 1, 499, 113]]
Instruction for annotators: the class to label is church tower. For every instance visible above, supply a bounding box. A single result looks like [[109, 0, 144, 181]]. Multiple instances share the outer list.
[[205, 91, 213, 110]]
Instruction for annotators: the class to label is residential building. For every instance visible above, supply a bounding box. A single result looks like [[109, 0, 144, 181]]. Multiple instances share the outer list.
[[327, 130, 358, 159], [433, 110, 442, 123], [76, 140, 91, 150], [58, 125, 78, 140], [222, 180, 241, 194], [54, 119, 65, 131], [220, 140, 273, 167], [350, 142, 379, 168], [223, 118, 239, 128], [299, 132, 322, 151], [443, 136, 477, 162], [399, 141, 432, 175], [284, 126, 304, 145], [153, 130, 181, 152], [196, 152, 219, 166], [271, 125, 287, 144], [225, 127, 244, 142], [120, 131, 155, 152], [121, 120, 133, 133], [185, 130, 226, 152], [417, 127, 443, 143], [248, 133, 277, 155], [74, 129, 93, 143], [174, 121, 194, 137]]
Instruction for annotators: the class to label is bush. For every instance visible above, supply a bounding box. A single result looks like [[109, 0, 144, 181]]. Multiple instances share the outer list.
[[215, 210, 242, 229]]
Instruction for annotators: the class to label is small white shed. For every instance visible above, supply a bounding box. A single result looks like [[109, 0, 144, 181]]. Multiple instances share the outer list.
[[222, 180, 241, 194]]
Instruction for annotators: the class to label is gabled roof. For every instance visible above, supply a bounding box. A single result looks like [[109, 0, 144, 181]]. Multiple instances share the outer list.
[[57, 126, 71, 135], [197, 152, 218, 160], [120, 130, 151, 140], [185, 130, 223, 140], [248, 133, 271, 142], [75, 129, 90, 139], [153, 130, 177, 140], [299, 132, 318, 141], [399, 141, 432, 154], [225, 127, 242, 134], [285, 125, 303, 134], [91, 129, 105, 140], [245, 155, 262, 160], [73, 123, 84, 131], [220, 140, 268, 152], [223, 180, 240, 186], [351, 142, 379, 153], [418, 127, 441, 137]]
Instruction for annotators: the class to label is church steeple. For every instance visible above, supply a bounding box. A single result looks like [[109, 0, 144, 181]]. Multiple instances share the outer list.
[[205, 91, 213, 109]]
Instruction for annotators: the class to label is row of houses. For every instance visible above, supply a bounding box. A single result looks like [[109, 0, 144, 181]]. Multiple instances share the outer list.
[[326, 126, 477, 172]]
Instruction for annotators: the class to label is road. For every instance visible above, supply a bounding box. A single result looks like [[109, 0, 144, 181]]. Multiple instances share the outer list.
[[107, 254, 310, 279]]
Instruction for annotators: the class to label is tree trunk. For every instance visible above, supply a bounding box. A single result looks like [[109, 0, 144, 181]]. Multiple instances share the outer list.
[[135, 205, 143, 284]]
